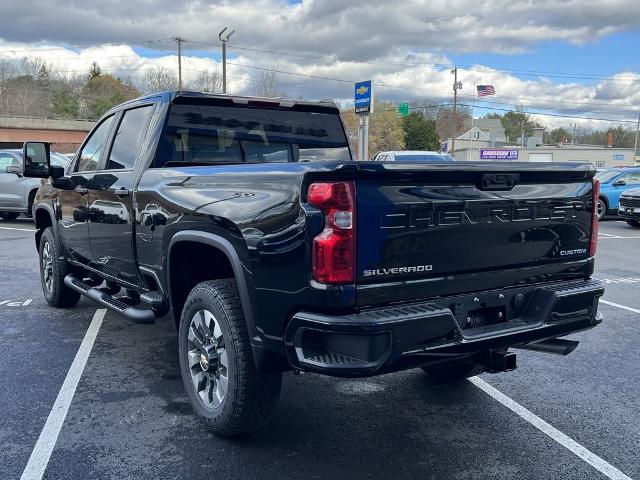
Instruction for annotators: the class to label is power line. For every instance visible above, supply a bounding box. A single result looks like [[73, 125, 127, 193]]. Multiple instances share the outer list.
[[188, 41, 640, 83]]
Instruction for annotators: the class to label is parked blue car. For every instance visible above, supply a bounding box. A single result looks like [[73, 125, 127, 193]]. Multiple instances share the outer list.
[[595, 167, 640, 220]]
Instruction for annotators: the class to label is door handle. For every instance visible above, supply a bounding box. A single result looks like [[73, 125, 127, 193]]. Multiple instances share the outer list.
[[75, 187, 89, 195], [114, 188, 130, 197]]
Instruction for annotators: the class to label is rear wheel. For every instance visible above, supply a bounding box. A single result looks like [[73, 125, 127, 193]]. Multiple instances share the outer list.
[[39, 227, 81, 307], [421, 360, 484, 385], [626, 220, 640, 228], [178, 279, 282, 437], [0, 211, 20, 221], [597, 198, 607, 220]]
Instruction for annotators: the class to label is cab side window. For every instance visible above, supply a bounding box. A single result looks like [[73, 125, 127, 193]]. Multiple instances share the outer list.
[[76, 115, 115, 172], [107, 105, 154, 170]]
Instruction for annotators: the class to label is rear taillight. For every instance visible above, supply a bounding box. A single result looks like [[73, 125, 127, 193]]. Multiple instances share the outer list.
[[589, 178, 600, 257], [307, 181, 356, 284]]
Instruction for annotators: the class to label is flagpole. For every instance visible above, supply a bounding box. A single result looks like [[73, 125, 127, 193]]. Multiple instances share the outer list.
[[472, 82, 476, 159]]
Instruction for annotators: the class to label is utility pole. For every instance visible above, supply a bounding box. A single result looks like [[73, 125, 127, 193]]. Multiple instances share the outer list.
[[570, 123, 577, 146], [450, 67, 461, 157], [634, 112, 640, 161], [172, 36, 185, 90], [218, 27, 235, 94]]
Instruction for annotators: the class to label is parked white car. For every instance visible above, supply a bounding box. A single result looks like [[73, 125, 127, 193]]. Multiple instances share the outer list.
[[372, 150, 454, 163]]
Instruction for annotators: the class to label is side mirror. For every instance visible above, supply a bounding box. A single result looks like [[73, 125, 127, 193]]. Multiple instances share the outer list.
[[50, 165, 65, 179], [613, 179, 627, 186], [6, 165, 23, 176], [51, 175, 75, 190], [22, 141, 51, 178]]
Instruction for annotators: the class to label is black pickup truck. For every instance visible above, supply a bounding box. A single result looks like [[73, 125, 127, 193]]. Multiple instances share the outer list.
[[22, 91, 604, 436]]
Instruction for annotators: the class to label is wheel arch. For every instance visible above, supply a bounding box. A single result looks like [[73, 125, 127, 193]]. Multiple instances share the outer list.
[[34, 204, 57, 251], [27, 188, 38, 213], [166, 231, 257, 339], [598, 194, 609, 209]]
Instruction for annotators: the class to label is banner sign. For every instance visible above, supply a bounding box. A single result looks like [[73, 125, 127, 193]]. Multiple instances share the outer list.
[[480, 149, 518, 160]]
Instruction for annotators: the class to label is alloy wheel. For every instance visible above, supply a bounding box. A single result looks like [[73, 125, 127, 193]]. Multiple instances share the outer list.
[[187, 309, 229, 409], [41, 241, 54, 293], [597, 199, 606, 219]]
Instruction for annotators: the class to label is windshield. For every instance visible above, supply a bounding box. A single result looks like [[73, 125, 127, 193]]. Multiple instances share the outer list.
[[595, 170, 620, 183], [394, 154, 454, 163], [154, 102, 351, 167], [50, 153, 71, 168]]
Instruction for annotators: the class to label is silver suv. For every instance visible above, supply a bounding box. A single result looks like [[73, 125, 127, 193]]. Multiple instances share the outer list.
[[0, 149, 70, 220]]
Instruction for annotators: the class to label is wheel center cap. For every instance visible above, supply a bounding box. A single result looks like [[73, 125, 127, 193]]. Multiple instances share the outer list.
[[199, 353, 209, 371], [199, 345, 218, 372]]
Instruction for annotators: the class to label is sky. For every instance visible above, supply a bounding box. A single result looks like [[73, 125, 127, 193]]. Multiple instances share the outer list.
[[1, 0, 639, 132]]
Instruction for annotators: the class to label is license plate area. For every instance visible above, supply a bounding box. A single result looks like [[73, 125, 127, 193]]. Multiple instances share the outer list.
[[441, 286, 536, 333], [463, 305, 507, 329]]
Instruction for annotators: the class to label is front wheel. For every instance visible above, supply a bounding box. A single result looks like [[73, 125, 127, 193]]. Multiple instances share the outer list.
[[596, 198, 608, 220], [0, 211, 20, 221], [39, 227, 81, 307], [626, 219, 640, 228], [178, 279, 282, 437]]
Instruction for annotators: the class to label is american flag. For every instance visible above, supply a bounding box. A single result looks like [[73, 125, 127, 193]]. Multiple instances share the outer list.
[[477, 85, 496, 97]]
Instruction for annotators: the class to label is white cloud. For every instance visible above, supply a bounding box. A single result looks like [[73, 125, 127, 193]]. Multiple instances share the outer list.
[[1, 0, 639, 131], [1, 0, 640, 58]]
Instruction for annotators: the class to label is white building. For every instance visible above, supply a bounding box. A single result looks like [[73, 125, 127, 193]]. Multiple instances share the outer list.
[[444, 122, 639, 167]]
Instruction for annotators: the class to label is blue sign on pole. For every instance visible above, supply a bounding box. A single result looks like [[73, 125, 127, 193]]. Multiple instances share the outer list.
[[354, 80, 373, 114]]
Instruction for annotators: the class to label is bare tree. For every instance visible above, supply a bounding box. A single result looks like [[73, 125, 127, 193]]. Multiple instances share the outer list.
[[191, 70, 223, 93], [0, 59, 17, 114], [255, 65, 284, 97], [138, 67, 178, 94]]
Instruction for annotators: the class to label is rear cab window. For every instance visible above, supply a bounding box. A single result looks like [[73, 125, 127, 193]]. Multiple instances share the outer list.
[[107, 105, 155, 170], [153, 100, 351, 168]]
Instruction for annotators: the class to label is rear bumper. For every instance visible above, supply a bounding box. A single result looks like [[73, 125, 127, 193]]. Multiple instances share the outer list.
[[284, 279, 604, 376]]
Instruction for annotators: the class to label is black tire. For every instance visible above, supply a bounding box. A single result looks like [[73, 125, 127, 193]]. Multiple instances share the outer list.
[[626, 220, 640, 228], [597, 198, 607, 220], [421, 361, 483, 385], [178, 279, 282, 437], [38, 227, 81, 307], [0, 211, 20, 221]]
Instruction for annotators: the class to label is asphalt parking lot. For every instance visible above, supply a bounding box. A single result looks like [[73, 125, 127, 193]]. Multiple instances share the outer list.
[[1, 217, 639, 480]]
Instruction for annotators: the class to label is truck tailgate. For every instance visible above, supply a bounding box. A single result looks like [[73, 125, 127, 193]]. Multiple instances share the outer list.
[[355, 162, 596, 302]]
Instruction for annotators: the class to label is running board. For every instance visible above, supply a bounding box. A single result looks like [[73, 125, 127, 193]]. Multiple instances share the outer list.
[[64, 275, 156, 324]]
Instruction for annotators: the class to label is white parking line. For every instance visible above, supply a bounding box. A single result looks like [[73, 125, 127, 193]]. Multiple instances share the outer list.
[[601, 299, 640, 314], [598, 236, 640, 239], [469, 377, 632, 480], [20, 309, 106, 480], [0, 226, 36, 232]]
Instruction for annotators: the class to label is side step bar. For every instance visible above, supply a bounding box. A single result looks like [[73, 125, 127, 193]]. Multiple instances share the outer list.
[[64, 275, 156, 324]]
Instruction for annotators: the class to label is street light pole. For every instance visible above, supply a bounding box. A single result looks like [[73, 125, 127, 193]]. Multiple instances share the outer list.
[[218, 27, 235, 94]]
